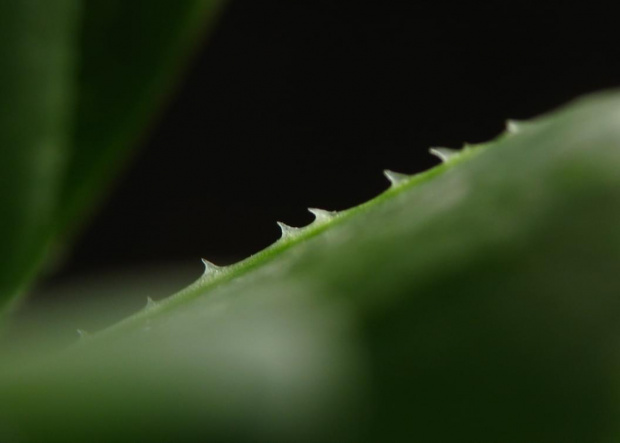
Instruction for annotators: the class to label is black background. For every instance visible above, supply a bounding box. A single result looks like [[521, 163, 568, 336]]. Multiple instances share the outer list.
[[54, 0, 620, 282]]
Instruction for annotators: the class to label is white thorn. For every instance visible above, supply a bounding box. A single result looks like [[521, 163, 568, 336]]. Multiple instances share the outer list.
[[277, 221, 300, 239], [308, 207, 337, 223], [77, 329, 89, 338], [429, 147, 459, 163], [383, 170, 410, 187], [145, 297, 158, 309], [505, 119, 520, 134], [201, 258, 222, 277]]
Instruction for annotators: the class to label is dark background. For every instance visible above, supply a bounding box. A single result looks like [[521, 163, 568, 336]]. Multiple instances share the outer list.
[[53, 0, 620, 282]]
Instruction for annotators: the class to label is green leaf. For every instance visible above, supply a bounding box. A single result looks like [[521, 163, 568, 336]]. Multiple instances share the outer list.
[[3, 90, 620, 442], [0, 0, 225, 314], [57, 0, 226, 236], [0, 1, 79, 312]]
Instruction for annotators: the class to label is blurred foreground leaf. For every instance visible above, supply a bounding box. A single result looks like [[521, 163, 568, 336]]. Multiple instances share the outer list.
[[0, 1, 78, 311], [2, 90, 620, 442], [58, 0, 225, 235], [0, 0, 225, 313]]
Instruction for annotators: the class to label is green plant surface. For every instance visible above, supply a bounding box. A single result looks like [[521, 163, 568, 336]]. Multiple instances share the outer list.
[[57, 0, 226, 237], [0, 0, 225, 315], [2, 90, 620, 442], [0, 1, 79, 312]]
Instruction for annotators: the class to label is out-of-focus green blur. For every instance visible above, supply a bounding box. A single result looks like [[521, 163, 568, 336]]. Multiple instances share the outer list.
[[0, 0, 225, 314], [0, 1, 78, 311]]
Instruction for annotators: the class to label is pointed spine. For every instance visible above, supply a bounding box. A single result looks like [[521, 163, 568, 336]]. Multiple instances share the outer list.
[[383, 169, 410, 187], [308, 207, 337, 223], [277, 221, 301, 239], [201, 258, 222, 278], [505, 119, 521, 134], [145, 297, 158, 309], [77, 329, 89, 339], [429, 147, 459, 163]]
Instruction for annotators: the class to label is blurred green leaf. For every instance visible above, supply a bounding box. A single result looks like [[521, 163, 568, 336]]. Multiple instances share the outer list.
[[0, 0, 225, 313], [57, 0, 226, 237], [0, 1, 79, 312], [2, 90, 620, 442]]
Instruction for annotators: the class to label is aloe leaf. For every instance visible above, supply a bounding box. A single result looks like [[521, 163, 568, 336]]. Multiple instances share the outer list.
[[0, 1, 79, 312], [2, 90, 620, 441], [57, 0, 226, 237]]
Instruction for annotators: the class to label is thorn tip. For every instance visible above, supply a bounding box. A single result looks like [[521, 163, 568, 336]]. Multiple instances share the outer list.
[[429, 147, 459, 163], [145, 297, 158, 309], [506, 119, 520, 134], [201, 258, 222, 276], [277, 221, 300, 239], [308, 207, 337, 222], [383, 169, 410, 187]]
